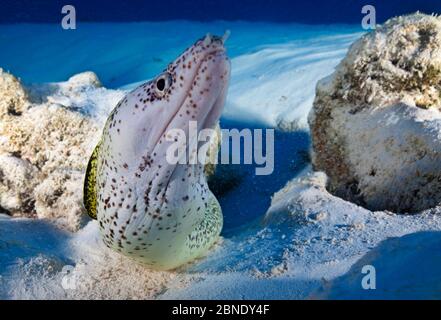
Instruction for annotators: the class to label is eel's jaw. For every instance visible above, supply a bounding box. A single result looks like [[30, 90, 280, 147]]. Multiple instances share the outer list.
[[147, 48, 230, 180], [201, 64, 230, 131]]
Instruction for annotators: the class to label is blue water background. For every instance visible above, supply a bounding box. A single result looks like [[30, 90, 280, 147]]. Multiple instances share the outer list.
[[1, 0, 441, 24]]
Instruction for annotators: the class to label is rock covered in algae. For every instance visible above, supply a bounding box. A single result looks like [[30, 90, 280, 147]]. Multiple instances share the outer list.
[[0, 69, 125, 230], [309, 13, 441, 212]]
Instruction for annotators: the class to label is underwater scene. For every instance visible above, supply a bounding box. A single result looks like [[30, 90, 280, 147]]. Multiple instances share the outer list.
[[1, 0, 441, 301]]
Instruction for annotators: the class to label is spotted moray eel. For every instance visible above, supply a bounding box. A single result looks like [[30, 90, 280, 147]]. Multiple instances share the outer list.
[[83, 33, 230, 270]]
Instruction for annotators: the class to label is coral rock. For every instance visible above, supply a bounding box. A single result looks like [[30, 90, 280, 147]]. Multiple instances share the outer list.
[[0, 70, 125, 230], [0, 155, 40, 213], [309, 13, 441, 212], [0, 68, 28, 116]]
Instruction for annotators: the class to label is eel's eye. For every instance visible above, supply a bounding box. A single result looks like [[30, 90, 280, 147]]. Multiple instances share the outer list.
[[154, 72, 172, 97]]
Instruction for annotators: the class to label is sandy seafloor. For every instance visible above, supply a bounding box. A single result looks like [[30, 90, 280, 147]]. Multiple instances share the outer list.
[[1, 21, 441, 299]]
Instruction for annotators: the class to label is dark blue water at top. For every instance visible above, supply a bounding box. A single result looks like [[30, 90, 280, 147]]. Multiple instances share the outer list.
[[1, 0, 441, 24]]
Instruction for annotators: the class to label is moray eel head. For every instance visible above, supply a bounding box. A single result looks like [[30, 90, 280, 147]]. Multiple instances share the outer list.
[[84, 32, 230, 270]]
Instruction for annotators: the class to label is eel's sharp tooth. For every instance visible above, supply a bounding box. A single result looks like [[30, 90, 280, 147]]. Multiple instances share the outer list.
[[203, 33, 212, 46], [222, 30, 231, 44]]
